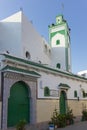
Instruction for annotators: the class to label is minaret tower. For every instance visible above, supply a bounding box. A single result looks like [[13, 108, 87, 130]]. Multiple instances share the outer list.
[[49, 15, 71, 72]]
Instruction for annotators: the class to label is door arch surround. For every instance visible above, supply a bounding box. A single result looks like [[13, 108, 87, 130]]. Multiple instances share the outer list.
[[7, 81, 30, 127]]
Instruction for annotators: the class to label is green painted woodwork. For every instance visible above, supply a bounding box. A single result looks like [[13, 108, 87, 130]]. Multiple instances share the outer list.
[[56, 63, 61, 69], [59, 91, 66, 114], [44, 87, 50, 96], [56, 40, 60, 45], [50, 32, 57, 38], [59, 83, 70, 89], [2, 54, 87, 81], [74, 90, 77, 97], [7, 81, 30, 127], [50, 30, 65, 40], [82, 91, 86, 98], [2, 65, 40, 77], [59, 30, 65, 35]]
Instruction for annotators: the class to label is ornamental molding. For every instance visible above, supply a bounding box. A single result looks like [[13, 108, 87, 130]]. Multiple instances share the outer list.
[[3, 71, 37, 82]]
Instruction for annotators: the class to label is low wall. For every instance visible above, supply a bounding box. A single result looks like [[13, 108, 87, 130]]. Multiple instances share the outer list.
[[37, 99, 59, 122], [68, 99, 87, 116], [36, 99, 87, 123]]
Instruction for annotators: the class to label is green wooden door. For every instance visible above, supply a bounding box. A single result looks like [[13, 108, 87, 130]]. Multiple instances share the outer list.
[[59, 91, 66, 114], [7, 81, 30, 127]]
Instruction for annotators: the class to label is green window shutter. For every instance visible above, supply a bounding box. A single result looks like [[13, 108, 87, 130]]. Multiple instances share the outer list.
[[56, 63, 61, 69], [56, 40, 60, 45], [85, 93, 87, 97], [74, 90, 77, 97], [44, 87, 50, 96], [83, 91, 86, 98]]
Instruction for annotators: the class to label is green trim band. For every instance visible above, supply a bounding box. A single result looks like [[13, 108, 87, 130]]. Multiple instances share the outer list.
[[2, 65, 41, 78], [59, 83, 70, 89], [1, 54, 87, 81]]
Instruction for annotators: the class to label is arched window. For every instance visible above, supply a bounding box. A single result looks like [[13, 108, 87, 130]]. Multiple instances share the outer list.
[[82, 91, 86, 98], [25, 51, 31, 59], [44, 87, 50, 96], [74, 90, 77, 97], [56, 63, 61, 69], [56, 40, 60, 45], [44, 44, 47, 52]]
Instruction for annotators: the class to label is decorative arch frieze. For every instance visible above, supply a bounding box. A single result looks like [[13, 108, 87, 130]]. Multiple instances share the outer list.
[[2, 71, 37, 129]]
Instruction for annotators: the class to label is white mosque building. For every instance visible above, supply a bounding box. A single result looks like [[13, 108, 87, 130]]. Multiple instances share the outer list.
[[0, 11, 87, 130]]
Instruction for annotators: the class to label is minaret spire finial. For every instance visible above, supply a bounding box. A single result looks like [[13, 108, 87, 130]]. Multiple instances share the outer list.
[[61, 3, 64, 15]]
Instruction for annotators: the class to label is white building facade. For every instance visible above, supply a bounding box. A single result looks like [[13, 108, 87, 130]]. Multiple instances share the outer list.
[[0, 11, 87, 130]]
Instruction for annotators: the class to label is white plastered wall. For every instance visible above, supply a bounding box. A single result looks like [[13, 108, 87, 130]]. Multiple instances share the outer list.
[[0, 12, 22, 57], [51, 33, 66, 70], [37, 70, 87, 100], [21, 13, 51, 65]]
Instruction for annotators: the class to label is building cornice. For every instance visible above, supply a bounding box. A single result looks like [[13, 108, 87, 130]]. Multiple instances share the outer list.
[[0, 53, 87, 82]]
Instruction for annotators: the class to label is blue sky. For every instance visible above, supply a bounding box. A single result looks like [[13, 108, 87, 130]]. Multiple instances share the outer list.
[[0, 0, 87, 74]]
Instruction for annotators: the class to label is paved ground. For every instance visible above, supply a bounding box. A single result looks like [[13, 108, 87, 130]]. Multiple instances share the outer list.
[[7, 121, 87, 130], [55, 121, 87, 130]]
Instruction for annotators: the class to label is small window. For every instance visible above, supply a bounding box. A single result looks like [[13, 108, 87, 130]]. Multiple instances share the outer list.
[[85, 93, 87, 97], [25, 51, 31, 59], [56, 63, 61, 69], [74, 90, 77, 97], [44, 44, 47, 50], [6, 50, 9, 54], [44, 87, 50, 96], [56, 40, 60, 45], [38, 60, 41, 64]]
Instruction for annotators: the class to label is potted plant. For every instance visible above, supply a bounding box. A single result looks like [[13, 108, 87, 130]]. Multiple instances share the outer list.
[[66, 107, 74, 125], [49, 107, 74, 129], [51, 108, 59, 128], [82, 109, 87, 121], [50, 108, 66, 128], [48, 121, 55, 130], [16, 119, 27, 130], [57, 114, 66, 128]]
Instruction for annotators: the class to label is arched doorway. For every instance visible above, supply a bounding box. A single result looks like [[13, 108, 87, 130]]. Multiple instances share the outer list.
[[59, 90, 67, 114], [7, 81, 30, 127]]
